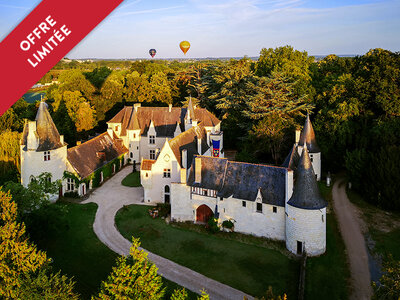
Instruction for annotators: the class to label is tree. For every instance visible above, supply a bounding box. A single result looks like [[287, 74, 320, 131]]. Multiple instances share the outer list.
[[57, 69, 95, 99], [96, 238, 165, 299], [76, 102, 97, 132], [3, 172, 60, 219], [0, 189, 78, 299], [255, 46, 314, 98], [151, 72, 173, 104], [0, 130, 21, 185], [373, 256, 400, 299]]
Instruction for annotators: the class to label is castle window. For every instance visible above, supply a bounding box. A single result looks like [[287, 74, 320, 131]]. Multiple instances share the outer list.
[[133, 133, 136, 138], [322, 215, 324, 222], [130, 152, 133, 158], [44, 151, 50, 161], [115, 126, 119, 132], [256, 203, 262, 213], [146, 173, 148, 178], [273, 206, 277, 213], [150, 150, 156, 159], [67, 178, 74, 191], [203, 189, 208, 196], [30, 175, 36, 183], [149, 135, 155, 144], [242, 201, 246, 207], [220, 197, 223, 201], [163, 169, 171, 178]]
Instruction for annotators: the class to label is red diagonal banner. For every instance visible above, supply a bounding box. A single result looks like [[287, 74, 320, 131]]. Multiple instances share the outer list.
[[0, 0, 124, 116]]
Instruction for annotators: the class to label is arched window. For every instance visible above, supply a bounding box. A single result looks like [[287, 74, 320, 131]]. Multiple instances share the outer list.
[[164, 185, 170, 203], [30, 175, 36, 183]]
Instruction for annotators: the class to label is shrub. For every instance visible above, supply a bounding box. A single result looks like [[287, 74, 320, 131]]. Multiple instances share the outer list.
[[222, 219, 234, 230], [207, 217, 220, 234], [63, 191, 79, 198], [156, 203, 171, 218]]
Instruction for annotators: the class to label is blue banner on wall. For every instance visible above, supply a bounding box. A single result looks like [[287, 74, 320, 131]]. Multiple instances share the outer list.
[[212, 140, 220, 157]]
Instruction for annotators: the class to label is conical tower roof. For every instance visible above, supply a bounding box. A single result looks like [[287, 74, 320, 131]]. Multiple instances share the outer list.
[[298, 114, 320, 153], [35, 101, 63, 151], [287, 147, 326, 209], [282, 144, 300, 171]]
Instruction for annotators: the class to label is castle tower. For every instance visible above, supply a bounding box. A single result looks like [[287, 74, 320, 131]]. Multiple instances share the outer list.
[[20, 101, 68, 188], [125, 105, 141, 163], [285, 147, 327, 256], [297, 114, 321, 180]]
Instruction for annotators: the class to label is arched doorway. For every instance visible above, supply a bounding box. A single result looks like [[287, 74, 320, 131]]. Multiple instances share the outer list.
[[164, 185, 170, 203], [196, 204, 213, 223]]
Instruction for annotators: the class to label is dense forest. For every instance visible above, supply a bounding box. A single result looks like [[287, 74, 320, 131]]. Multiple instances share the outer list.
[[1, 46, 399, 210]]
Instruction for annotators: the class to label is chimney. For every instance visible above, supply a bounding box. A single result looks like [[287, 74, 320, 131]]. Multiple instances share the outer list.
[[182, 149, 187, 169], [27, 121, 38, 150], [197, 137, 202, 154], [76, 141, 81, 146], [295, 129, 301, 144], [60, 135, 64, 145], [134, 103, 141, 112], [169, 104, 172, 112], [195, 157, 201, 183]]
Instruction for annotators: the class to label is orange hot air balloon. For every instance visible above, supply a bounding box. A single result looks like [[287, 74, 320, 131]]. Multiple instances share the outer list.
[[179, 41, 190, 55]]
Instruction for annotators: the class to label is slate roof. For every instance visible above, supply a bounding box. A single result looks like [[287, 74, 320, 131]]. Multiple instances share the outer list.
[[169, 124, 210, 169], [21, 101, 64, 151], [187, 156, 288, 206], [287, 147, 327, 210], [298, 114, 320, 153], [107, 105, 220, 138], [282, 144, 300, 171], [142, 159, 156, 171], [67, 132, 128, 179]]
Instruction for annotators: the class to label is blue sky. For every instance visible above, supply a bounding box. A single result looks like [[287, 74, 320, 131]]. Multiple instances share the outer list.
[[0, 0, 399, 58]]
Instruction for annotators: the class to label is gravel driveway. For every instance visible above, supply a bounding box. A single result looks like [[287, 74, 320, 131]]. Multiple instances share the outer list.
[[332, 179, 372, 300]]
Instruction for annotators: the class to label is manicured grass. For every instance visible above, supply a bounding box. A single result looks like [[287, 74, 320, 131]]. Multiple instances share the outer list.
[[33, 202, 198, 299], [305, 214, 350, 300], [116, 204, 299, 298], [305, 181, 350, 300], [121, 171, 142, 187], [371, 228, 400, 261], [33, 202, 118, 299]]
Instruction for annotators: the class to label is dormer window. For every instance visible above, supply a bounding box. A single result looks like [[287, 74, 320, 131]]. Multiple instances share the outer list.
[[149, 135, 155, 144], [44, 151, 50, 161], [115, 126, 119, 132], [256, 202, 262, 213], [273, 206, 277, 213]]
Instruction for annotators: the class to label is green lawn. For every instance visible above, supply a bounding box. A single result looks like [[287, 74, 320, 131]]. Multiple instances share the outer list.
[[115, 204, 299, 298], [305, 181, 350, 300], [33, 202, 197, 299], [121, 171, 142, 187]]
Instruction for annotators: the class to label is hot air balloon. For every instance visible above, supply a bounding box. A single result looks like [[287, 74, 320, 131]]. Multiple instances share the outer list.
[[149, 49, 156, 58], [179, 41, 190, 55]]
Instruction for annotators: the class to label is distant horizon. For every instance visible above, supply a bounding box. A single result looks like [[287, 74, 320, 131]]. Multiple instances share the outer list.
[[65, 53, 360, 61]]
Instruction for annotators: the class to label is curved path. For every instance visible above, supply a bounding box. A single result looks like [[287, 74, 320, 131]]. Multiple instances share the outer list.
[[82, 166, 252, 300], [332, 179, 372, 300]]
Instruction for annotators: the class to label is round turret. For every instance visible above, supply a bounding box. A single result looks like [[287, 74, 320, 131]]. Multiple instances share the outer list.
[[285, 147, 327, 256]]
